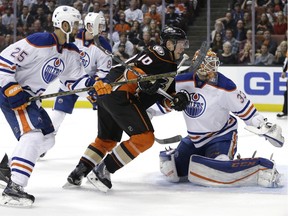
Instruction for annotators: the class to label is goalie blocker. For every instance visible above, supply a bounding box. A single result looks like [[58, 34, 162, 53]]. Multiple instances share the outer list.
[[159, 151, 283, 188]]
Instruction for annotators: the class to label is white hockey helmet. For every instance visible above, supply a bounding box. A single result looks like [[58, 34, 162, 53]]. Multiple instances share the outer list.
[[52, 6, 81, 42], [84, 12, 106, 36]]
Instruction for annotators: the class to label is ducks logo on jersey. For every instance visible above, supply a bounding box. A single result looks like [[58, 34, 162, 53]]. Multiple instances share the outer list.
[[185, 93, 206, 118], [80, 51, 90, 68], [42, 57, 65, 83]]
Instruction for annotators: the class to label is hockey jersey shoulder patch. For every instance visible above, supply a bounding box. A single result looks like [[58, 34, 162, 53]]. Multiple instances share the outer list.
[[216, 72, 236, 91], [152, 45, 165, 56], [26, 32, 56, 47]]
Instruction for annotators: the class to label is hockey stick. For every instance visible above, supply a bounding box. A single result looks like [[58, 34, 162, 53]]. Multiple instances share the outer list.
[[155, 135, 182, 144], [189, 41, 209, 72], [29, 71, 178, 102]]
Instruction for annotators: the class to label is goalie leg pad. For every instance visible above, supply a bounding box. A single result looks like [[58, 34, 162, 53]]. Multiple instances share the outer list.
[[188, 155, 283, 187], [159, 150, 180, 183]]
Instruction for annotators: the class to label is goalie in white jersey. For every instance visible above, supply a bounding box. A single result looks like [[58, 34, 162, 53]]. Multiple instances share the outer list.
[[0, 6, 106, 207], [51, 12, 112, 132], [160, 49, 285, 188]]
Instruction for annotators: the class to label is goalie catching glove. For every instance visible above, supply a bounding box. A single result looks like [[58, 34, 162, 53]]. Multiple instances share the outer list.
[[245, 117, 284, 148], [163, 91, 190, 111], [1, 82, 31, 110]]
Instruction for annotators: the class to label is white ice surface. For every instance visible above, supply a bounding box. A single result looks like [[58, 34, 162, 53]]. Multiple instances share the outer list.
[[0, 109, 287, 216]]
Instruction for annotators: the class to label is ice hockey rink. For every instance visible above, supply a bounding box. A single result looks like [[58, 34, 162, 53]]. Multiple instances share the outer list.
[[0, 108, 287, 216]]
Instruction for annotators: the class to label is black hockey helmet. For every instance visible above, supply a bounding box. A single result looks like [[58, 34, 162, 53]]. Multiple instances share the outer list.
[[160, 26, 189, 48]]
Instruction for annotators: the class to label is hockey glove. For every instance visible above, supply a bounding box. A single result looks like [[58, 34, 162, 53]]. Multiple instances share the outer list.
[[171, 91, 190, 111], [87, 89, 98, 110], [1, 82, 31, 110], [138, 80, 161, 95], [93, 77, 112, 96]]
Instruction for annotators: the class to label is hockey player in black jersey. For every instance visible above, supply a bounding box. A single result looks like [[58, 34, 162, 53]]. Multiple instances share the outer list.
[[66, 26, 190, 191]]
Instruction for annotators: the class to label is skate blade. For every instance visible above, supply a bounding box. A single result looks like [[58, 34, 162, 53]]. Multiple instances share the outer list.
[[62, 181, 80, 189], [87, 172, 109, 193], [0, 195, 33, 208]]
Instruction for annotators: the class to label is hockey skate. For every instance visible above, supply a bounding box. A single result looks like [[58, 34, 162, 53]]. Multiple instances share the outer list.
[[0, 154, 11, 189], [258, 166, 284, 188], [0, 180, 35, 207], [63, 162, 89, 188], [87, 162, 112, 192]]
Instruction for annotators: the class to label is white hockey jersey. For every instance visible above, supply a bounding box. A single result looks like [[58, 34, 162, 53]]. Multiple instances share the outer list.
[[0, 32, 89, 97], [175, 72, 259, 148], [74, 29, 112, 78]]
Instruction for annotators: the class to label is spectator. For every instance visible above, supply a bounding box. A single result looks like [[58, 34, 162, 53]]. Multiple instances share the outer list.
[[113, 43, 130, 63], [0, 16, 8, 36], [243, 11, 252, 31], [231, 2, 244, 22], [216, 12, 236, 31], [165, 4, 182, 28], [135, 31, 156, 53], [255, 44, 275, 65], [256, 0, 272, 7], [265, 3, 277, 24], [241, 0, 254, 12], [233, 19, 247, 42], [92, 1, 104, 17], [124, 0, 144, 25], [18, 5, 34, 29], [145, 4, 161, 26], [239, 29, 260, 51], [2, 33, 12, 49], [73, 1, 83, 15], [112, 32, 135, 57], [238, 41, 253, 64], [273, 11, 287, 34], [223, 28, 240, 55], [1, 6, 14, 27], [28, 19, 44, 34], [210, 32, 224, 55], [140, 15, 152, 33], [114, 11, 131, 34], [83, 0, 94, 13], [273, 40, 287, 65], [272, 0, 284, 12], [259, 29, 278, 54], [284, 1, 288, 16], [128, 20, 141, 45], [30, 0, 50, 17], [211, 20, 225, 42], [218, 41, 238, 65], [43, 13, 53, 32], [256, 13, 274, 35]]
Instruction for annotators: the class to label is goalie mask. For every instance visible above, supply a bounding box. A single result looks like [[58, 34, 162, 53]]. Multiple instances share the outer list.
[[52, 6, 81, 43], [84, 12, 106, 36], [192, 49, 220, 81]]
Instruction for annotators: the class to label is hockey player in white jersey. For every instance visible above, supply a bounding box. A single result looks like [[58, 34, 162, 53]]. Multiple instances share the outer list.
[[0, 6, 108, 207], [51, 12, 112, 132], [159, 49, 284, 188]]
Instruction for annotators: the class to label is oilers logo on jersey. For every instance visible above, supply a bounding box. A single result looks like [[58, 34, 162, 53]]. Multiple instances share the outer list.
[[185, 92, 206, 118], [42, 57, 65, 83], [79, 51, 90, 68]]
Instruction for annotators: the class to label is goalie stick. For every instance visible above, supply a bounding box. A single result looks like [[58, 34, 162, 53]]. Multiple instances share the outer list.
[[155, 135, 182, 144], [29, 41, 208, 101]]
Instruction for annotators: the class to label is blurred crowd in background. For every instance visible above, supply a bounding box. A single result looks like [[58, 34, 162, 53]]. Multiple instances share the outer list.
[[0, 0, 287, 66]]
